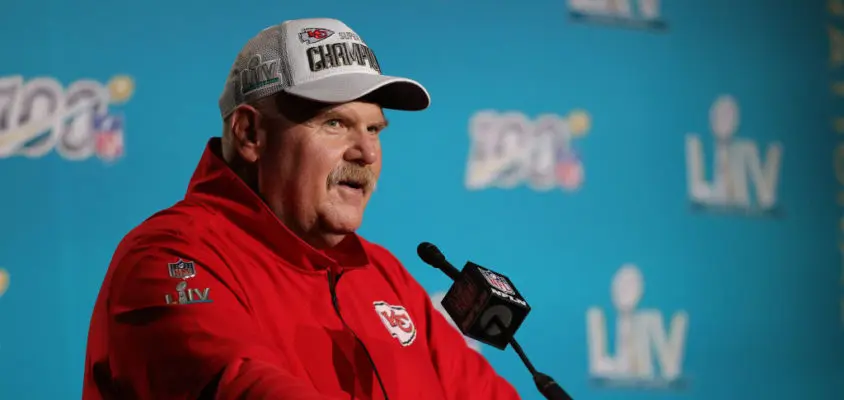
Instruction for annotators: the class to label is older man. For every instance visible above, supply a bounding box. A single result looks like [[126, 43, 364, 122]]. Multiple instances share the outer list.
[[82, 18, 520, 400]]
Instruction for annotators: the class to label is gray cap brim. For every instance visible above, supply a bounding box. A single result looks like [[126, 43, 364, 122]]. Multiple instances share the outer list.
[[283, 73, 430, 111]]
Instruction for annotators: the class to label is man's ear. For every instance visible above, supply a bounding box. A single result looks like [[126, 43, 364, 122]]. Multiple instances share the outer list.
[[229, 105, 265, 163]]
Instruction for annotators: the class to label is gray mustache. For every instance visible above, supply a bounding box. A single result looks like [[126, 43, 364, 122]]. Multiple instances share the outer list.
[[328, 163, 377, 192]]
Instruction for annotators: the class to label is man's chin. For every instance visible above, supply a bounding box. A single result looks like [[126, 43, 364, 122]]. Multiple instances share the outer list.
[[319, 209, 364, 235]]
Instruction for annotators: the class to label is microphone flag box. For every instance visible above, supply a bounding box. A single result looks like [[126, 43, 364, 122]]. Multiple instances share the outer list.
[[441, 261, 531, 350]]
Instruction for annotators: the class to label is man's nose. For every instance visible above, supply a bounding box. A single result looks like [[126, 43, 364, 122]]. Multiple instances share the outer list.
[[345, 131, 378, 165]]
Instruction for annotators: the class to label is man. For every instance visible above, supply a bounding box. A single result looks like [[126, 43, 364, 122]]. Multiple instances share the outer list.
[[82, 18, 521, 400]]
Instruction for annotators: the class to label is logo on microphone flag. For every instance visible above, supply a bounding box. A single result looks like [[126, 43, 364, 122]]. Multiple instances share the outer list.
[[480, 268, 516, 295]]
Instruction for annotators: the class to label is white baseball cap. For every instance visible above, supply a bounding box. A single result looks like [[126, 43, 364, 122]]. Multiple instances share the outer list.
[[219, 18, 431, 118]]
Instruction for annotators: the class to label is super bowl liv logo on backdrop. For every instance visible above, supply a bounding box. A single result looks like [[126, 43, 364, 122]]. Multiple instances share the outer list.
[[0, 75, 134, 162], [430, 291, 482, 353], [465, 110, 590, 192], [567, 0, 667, 31], [586, 264, 688, 389], [685, 95, 783, 216]]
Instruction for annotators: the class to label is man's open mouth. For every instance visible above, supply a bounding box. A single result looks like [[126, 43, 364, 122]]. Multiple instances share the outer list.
[[339, 180, 365, 190]]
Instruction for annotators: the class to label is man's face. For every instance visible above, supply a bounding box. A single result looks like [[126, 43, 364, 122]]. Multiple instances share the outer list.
[[235, 97, 387, 247]]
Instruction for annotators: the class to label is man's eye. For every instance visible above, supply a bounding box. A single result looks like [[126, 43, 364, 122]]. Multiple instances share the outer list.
[[325, 119, 342, 128]]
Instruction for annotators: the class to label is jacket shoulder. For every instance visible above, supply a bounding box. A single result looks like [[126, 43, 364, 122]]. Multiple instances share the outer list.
[[109, 200, 221, 268], [125, 200, 214, 243], [359, 238, 401, 267], [359, 238, 420, 289], [103, 201, 235, 306]]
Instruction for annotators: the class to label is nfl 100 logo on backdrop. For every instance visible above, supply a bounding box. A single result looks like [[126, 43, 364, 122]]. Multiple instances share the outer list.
[[685, 95, 783, 217], [465, 110, 590, 192], [0, 75, 134, 163]]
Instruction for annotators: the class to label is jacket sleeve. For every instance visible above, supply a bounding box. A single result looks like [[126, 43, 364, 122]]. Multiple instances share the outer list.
[[106, 231, 333, 400], [382, 250, 521, 400]]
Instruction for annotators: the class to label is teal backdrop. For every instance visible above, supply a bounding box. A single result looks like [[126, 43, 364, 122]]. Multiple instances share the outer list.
[[1, 0, 843, 398]]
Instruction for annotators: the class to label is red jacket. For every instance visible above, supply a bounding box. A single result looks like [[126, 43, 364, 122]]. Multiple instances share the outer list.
[[82, 138, 520, 400]]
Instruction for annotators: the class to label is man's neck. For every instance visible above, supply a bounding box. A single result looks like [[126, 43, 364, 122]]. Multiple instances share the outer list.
[[222, 153, 260, 196], [287, 222, 347, 250]]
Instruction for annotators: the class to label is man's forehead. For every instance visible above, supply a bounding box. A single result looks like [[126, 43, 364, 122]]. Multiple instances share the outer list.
[[324, 101, 387, 122], [255, 92, 381, 123]]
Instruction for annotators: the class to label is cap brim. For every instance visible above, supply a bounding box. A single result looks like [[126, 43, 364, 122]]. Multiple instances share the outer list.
[[283, 73, 430, 111]]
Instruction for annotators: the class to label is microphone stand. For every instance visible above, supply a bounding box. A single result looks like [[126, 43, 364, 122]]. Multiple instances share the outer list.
[[492, 319, 573, 400]]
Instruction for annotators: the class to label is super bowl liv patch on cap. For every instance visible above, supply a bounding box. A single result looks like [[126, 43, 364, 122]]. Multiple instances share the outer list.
[[219, 18, 431, 118]]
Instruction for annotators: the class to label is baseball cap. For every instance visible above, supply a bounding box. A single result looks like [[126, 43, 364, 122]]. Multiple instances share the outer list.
[[219, 18, 430, 119]]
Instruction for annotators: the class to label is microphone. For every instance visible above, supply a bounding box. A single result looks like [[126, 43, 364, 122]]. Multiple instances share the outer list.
[[418, 242, 530, 350], [417, 242, 573, 400], [417, 241, 461, 280]]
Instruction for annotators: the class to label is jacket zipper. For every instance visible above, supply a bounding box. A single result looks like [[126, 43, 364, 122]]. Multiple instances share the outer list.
[[328, 270, 390, 400]]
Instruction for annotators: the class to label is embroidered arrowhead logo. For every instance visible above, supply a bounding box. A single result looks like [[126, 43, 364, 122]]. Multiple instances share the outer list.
[[374, 301, 416, 347]]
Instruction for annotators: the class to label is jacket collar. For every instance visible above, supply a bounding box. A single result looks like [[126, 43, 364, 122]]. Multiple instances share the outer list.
[[184, 138, 371, 273]]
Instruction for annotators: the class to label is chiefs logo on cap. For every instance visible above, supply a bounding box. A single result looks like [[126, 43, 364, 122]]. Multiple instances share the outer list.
[[299, 28, 335, 44], [374, 301, 416, 346]]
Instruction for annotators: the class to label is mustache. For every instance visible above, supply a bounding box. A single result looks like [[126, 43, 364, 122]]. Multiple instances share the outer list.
[[327, 163, 378, 192]]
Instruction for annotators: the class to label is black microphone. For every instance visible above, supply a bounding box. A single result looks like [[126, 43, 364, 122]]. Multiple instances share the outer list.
[[417, 242, 573, 400], [418, 242, 530, 350], [417, 241, 462, 280]]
